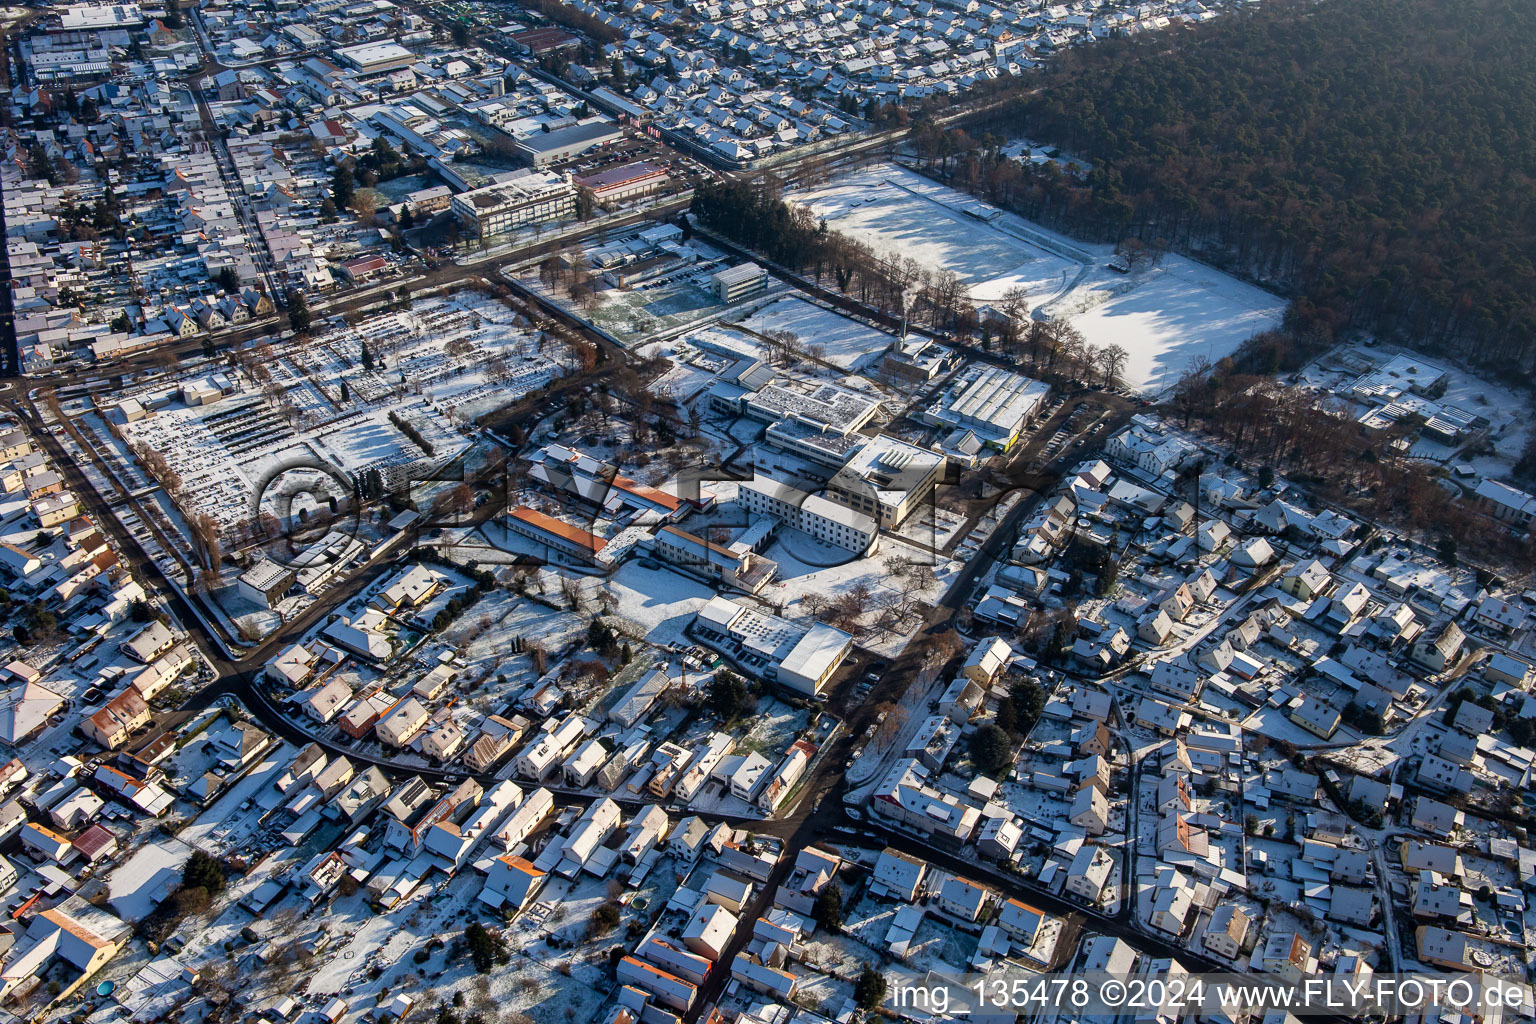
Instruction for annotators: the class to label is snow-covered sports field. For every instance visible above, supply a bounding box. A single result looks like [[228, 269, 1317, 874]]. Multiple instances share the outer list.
[[791, 164, 1287, 395]]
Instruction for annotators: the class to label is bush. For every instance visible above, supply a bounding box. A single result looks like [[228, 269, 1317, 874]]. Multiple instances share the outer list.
[[183, 850, 227, 896], [590, 901, 621, 937], [707, 671, 753, 722], [464, 922, 507, 973], [389, 411, 435, 456]]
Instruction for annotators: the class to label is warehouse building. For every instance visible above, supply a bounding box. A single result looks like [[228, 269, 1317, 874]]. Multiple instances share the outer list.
[[515, 122, 624, 168], [920, 364, 1051, 451], [335, 40, 417, 73], [573, 161, 670, 204], [509, 26, 580, 55]]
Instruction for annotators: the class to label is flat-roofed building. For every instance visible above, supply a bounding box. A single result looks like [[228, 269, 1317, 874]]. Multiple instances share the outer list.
[[740, 473, 878, 555], [516, 122, 624, 167], [826, 434, 943, 529], [920, 364, 1051, 451], [573, 161, 670, 203], [765, 419, 865, 469], [712, 263, 767, 304], [690, 596, 852, 696], [60, 4, 146, 29], [404, 184, 453, 214], [733, 380, 881, 437], [509, 26, 580, 54], [335, 40, 416, 73], [237, 559, 294, 609], [450, 173, 576, 237]]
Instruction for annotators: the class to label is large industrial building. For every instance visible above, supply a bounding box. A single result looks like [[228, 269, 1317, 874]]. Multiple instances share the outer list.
[[689, 596, 853, 696], [334, 40, 417, 74], [573, 161, 671, 204], [921, 364, 1051, 451], [449, 172, 576, 237], [515, 122, 625, 167]]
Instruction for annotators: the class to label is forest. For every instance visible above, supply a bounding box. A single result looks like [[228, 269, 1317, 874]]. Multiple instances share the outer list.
[[943, 0, 1536, 374]]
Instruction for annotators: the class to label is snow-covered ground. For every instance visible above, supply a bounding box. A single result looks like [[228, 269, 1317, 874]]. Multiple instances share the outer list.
[[605, 559, 717, 646], [729, 295, 897, 371], [791, 164, 1088, 303], [791, 163, 1289, 395], [1069, 255, 1287, 395], [107, 292, 569, 532]]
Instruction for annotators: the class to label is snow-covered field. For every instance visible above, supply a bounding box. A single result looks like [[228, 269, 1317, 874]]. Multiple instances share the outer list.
[[606, 559, 717, 646], [1069, 256, 1287, 395], [792, 164, 1087, 303], [730, 295, 896, 371], [792, 163, 1289, 395]]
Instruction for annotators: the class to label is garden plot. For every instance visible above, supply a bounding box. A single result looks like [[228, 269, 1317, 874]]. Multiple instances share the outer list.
[[902, 912, 981, 976], [737, 698, 811, 756], [305, 870, 618, 1024], [436, 592, 587, 715], [109, 292, 564, 534], [730, 295, 897, 371]]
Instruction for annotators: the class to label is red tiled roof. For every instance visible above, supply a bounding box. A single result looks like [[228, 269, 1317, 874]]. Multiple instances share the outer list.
[[509, 507, 605, 553], [72, 824, 116, 858]]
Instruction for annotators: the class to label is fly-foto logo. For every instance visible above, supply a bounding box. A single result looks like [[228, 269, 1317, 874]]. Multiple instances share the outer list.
[[246, 453, 366, 569]]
